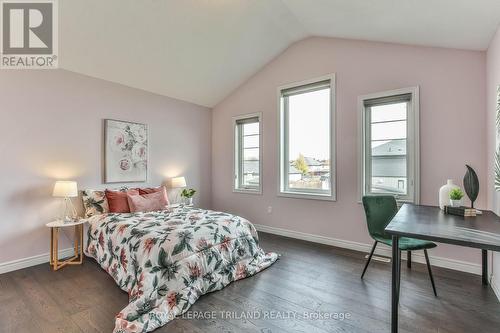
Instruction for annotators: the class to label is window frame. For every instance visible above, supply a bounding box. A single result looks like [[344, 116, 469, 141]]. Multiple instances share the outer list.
[[277, 74, 336, 201], [232, 112, 263, 195], [358, 86, 420, 204]]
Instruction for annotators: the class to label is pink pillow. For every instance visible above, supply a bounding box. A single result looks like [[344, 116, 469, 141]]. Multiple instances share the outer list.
[[139, 186, 170, 204], [105, 189, 139, 213], [127, 187, 169, 213]]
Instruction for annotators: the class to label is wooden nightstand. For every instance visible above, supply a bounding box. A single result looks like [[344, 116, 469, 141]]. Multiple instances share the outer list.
[[46, 219, 85, 271]]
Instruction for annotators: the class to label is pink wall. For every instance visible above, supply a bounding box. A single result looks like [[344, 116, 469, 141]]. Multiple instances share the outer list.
[[486, 26, 500, 288], [212, 37, 486, 265], [0, 69, 211, 265]]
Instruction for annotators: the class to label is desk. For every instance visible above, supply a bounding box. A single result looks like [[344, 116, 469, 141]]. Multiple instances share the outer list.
[[385, 204, 500, 333]]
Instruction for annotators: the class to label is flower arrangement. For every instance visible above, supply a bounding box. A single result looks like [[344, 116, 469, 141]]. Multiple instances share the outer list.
[[181, 188, 196, 205], [181, 188, 196, 198]]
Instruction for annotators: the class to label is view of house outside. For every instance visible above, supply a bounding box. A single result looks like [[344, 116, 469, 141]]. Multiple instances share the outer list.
[[241, 121, 260, 187], [369, 102, 408, 195], [371, 139, 407, 194], [243, 160, 259, 186], [288, 154, 330, 190], [244, 84, 332, 192], [286, 87, 331, 191], [243, 155, 330, 190], [241, 93, 408, 194]]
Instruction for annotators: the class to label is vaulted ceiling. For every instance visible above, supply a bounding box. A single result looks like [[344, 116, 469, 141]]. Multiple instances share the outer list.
[[60, 0, 500, 107]]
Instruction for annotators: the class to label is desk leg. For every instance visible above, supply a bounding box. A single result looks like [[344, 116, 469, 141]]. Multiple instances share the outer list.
[[482, 249, 488, 286], [391, 235, 400, 333]]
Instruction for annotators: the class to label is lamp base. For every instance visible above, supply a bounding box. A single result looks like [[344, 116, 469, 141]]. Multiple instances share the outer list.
[[61, 197, 78, 222], [63, 216, 76, 223]]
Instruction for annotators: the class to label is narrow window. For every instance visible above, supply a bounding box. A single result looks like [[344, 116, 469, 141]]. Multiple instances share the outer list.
[[278, 75, 336, 200], [233, 113, 262, 193], [360, 87, 420, 203]]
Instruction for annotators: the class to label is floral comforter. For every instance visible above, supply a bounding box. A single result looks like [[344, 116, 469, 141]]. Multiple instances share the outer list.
[[85, 206, 277, 333]]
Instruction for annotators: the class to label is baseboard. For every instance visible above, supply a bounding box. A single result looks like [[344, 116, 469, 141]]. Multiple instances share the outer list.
[[491, 275, 500, 302], [254, 224, 482, 275], [0, 248, 75, 275]]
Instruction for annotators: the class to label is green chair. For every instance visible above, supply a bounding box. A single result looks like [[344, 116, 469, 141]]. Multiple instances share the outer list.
[[361, 195, 437, 296]]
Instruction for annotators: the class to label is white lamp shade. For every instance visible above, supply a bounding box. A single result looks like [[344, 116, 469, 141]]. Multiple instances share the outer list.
[[170, 176, 186, 188], [53, 181, 78, 198]]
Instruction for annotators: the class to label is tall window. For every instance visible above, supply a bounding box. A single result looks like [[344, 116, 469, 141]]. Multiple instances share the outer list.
[[233, 113, 261, 193], [278, 75, 336, 200], [360, 87, 419, 203]]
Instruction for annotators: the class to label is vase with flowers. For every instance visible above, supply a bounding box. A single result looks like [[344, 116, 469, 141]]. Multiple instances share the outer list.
[[181, 188, 196, 205]]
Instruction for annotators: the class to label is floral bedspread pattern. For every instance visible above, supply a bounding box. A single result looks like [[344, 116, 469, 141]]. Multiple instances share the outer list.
[[85, 206, 278, 333]]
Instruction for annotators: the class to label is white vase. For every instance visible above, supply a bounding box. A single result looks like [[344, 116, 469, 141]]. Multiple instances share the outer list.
[[439, 179, 459, 210]]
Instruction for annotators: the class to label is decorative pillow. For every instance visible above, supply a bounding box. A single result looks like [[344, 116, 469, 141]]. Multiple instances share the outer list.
[[82, 190, 109, 218], [105, 188, 139, 213], [138, 186, 170, 205], [127, 187, 169, 212], [81, 186, 130, 217]]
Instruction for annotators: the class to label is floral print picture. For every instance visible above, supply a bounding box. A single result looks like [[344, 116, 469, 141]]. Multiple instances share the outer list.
[[105, 119, 148, 183]]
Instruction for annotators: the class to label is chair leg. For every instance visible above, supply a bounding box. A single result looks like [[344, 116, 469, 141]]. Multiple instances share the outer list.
[[424, 249, 437, 296], [407, 251, 412, 269], [361, 241, 378, 279]]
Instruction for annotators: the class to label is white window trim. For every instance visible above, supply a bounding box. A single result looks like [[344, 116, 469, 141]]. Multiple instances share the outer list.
[[277, 74, 337, 201], [232, 112, 263, 195], [357, 86, 420, 204]]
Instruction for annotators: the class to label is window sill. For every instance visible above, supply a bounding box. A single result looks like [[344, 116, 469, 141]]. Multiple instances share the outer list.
[[278, 191, 336, 201], [233, 188, 262, 195], [357, 196, 415, 205]]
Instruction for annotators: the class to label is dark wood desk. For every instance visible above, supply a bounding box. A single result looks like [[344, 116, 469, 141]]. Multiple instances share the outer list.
[[385, 204, 500, 333]]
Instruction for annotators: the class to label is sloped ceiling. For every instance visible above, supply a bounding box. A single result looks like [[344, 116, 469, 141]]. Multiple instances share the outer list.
[[60, 0, 500, 107]]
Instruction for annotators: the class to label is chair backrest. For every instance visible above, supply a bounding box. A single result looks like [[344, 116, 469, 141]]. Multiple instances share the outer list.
[[362, 195, 398, 240]]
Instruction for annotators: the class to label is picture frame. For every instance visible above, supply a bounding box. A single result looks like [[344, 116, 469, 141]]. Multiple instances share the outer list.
[[104, 119, 148, 183]]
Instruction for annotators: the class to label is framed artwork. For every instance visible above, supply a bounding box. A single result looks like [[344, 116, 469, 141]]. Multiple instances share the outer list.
[[496, 86, 500, 191], [104, 119, 148, 183]]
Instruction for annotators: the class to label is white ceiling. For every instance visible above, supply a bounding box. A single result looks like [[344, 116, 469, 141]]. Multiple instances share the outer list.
[[60, 0, 500, 107]]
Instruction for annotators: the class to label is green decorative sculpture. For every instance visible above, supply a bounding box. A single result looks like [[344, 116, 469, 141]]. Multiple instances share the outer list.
[[463, 165, 479, 208]]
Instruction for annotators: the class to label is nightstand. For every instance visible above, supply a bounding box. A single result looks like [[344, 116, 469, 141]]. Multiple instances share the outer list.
[[46, 219, 85, 271]]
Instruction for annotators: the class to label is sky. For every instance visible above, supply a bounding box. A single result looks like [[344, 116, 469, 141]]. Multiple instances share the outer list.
[[287, 90, 408, 159], [288, 88, 330, 160], [370, 102, 407, 149]]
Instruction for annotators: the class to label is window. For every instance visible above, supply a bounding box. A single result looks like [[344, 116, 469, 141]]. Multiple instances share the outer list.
[[278, 75, 336, 200], [233, 113, 262, 193], [359, 87, 420, 203]]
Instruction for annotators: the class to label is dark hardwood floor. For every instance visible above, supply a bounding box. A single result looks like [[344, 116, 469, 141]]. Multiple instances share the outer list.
[[1, 232, 500, 333]]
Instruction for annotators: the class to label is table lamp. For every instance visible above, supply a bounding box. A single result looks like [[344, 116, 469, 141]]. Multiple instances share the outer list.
[[170, 176, 186, 203], [53, 181, 78, 222], [170, 176, 186, 188]]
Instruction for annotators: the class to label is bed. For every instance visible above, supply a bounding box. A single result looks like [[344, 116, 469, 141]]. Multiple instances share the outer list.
[[84, 204, 278, 333]]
